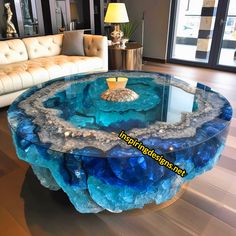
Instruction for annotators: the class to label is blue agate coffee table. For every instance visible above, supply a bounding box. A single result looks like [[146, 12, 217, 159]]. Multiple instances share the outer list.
[[8, 71, 232, 213]]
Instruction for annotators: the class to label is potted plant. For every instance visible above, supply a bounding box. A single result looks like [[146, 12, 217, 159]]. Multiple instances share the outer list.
[[121, 21, 139, 45]]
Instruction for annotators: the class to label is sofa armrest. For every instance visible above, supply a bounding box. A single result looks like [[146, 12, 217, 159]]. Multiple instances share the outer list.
[[83, 35, 108, 72]]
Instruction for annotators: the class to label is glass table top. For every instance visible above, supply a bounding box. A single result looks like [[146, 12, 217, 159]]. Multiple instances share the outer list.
[[8, 71, 232, 157]]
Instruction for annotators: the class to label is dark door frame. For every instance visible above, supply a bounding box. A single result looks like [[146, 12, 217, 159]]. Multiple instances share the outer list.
[[167, 0, 236, 73]]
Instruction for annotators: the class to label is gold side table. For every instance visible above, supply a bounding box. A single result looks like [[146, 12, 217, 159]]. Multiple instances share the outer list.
[[108, 42, 143, 70]]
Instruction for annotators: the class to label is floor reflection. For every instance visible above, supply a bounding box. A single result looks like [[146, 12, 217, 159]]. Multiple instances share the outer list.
[[21, 168, 117, 236], [21, 167, 193, 236]]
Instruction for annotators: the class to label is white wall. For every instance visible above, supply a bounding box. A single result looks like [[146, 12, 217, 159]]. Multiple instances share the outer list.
[[123, 0, 171, 60]]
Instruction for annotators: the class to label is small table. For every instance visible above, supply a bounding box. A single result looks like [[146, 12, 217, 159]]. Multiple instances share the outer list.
[[108, 42, 143, 70], [8, 71, 232, 213]]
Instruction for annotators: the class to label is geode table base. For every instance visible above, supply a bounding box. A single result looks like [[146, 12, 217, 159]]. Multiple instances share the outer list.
[[8, 71, 232, 213], [101, 88, 139, 102]]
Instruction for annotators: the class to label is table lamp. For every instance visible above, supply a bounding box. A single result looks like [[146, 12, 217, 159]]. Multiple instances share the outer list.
[[104, 3, 129, 45]]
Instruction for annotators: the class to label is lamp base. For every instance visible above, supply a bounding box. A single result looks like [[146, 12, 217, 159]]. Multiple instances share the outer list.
[[110, 24, 124, 45]]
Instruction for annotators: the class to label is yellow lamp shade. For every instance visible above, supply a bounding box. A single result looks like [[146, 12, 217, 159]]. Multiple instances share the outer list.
[[104, 3, 129, 23]]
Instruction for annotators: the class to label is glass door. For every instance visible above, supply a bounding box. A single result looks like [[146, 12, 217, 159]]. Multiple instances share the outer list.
[[217, 0, 236, 68], [168, 0, 236, 72]]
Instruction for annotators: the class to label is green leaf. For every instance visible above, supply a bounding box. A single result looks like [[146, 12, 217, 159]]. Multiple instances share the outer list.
[[121, 21, 140, 39]]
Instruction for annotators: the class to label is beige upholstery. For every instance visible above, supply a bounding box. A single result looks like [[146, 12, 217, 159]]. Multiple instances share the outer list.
[[84, 34, 108, 70], [22, 34, 63, 59], [32, 55, 104, 77], [0, 55, 104, 96], [0, 61, 50, 96], [0, 89, 27, 108], [0, 34, 108, 107], [0, 39, 28, 65]]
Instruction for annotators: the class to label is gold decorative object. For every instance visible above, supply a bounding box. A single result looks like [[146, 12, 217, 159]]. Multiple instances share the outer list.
[[106, 77, 128, 90], [5, 3, 18, 38], [104, 3, 129, 45], [101, 77, 139, 102], [110, 25, 124, 45]]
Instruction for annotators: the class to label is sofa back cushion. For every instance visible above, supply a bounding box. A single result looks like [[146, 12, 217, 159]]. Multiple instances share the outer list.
[[23, 34, 63, 59], [83, 34, 107, 58], [0, 39, 28, 65]]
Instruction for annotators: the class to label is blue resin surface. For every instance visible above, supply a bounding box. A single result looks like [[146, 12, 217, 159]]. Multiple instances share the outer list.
[[8, 71, 232, 213]]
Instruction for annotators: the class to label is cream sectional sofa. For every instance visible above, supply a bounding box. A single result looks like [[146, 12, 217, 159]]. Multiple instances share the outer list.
[[0, 34, 108, 107]]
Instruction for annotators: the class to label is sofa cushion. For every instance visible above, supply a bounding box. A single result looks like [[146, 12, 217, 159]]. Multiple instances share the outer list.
[[0, 55, 104, 95], [22, 34, 63, 59], [83, 34, 108, 69], [0, 39, 28, 65], [68, 56, 103, 73], [61, 30, 85, 56], [31, 55, 104, 77], [0, 61, 49, 95], [84, 35, 107, 58]]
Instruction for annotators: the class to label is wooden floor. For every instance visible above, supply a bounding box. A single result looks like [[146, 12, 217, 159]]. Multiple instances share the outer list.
[[0, 62, 236, 236]]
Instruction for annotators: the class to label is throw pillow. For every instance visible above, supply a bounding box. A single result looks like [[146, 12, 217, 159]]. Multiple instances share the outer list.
[[61, 30, 85, 56]]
